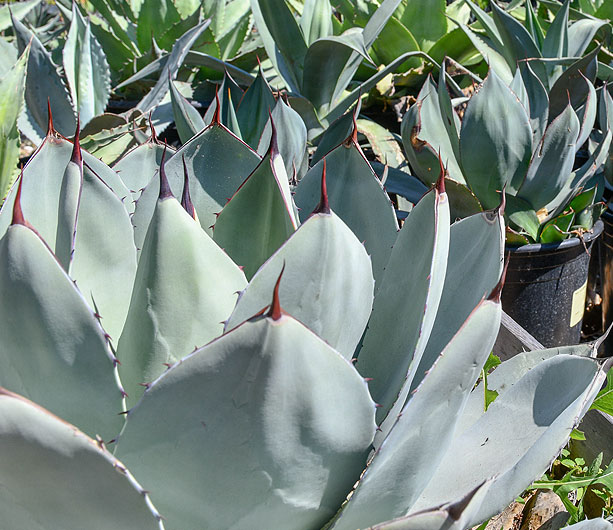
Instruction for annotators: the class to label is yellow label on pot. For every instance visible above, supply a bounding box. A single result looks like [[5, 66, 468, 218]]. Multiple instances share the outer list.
[[570, 280, 588, 328]]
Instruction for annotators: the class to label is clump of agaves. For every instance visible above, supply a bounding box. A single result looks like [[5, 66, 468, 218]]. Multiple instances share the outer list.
[[402, 52, 611, 245], [0, 101, 612, 530]]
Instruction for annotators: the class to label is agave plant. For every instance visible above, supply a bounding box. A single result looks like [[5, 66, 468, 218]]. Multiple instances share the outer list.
[[0, 44, 29, 199], [456, 0, 611, 86], [402, 54, 612, 244], [0, 104, 611, 529], [248, 0, 467, 138]]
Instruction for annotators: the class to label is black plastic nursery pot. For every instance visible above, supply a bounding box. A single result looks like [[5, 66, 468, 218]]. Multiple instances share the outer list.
[[501, 220, 603, 348], [600, 210, 613, 355]]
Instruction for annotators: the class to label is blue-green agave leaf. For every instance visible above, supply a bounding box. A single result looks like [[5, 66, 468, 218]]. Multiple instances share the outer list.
[[116, 310, 376, 530], [0, 46, 28, 199], [0, 190, 124, 440], [169, 79, 205, 143], [401, 76, 464, 186], [518, 103, 580, 211], [213, 128, 298, 278], [12, 15, 75, 142], [131, 121, 260, 250], [0, 389, 165, 530], [333, 292, 501, 529], [257, 97, 308, 181], [136, 18, 211, 114], [411, 206, 504, 395], [63, 3, 111, 126], [460, 69, 533, 209], [236, 67, 276, 149], [113, 137, 173, 201], [118, 184, 246, 406], [413, 354, 611, 529], [294, 122, 398, 285], [355, 183, 449, 426], [226, 177, 374, 360], [300, 0, 333, 45], [250, 0, 307, 91]]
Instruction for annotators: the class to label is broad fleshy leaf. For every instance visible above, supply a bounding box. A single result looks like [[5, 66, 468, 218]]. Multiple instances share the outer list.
[[411, 207, 504, 394], [131, 122, 260, 250], [333, 295, 501, 529], [118, 192, 246, 406], [63, 4, 111, 126], [170, 79, 205, 143], [366, 482, 491, 530], [116, 313, 376, 530], [0, 389, 164, 530], [518, 103, 580, 210], [12, 16, 75, 142], [136, 18, 211, 114], [300, 0, 333, 45], [355, 185, 449, 425], [460, 69, 533, 209], [113, 138, 172, 200], [294, 126, 398, 285], [213, 132, 298, 278], [0, 46, 28, 199], [225, 205, 373, 360], [0, 213, 123, 440], [257, 97, 308, 181], [235, 67, 276, 149], [249, 0, 308, 91], [412, 354, 610, 528], [401, 76, 464, 186]]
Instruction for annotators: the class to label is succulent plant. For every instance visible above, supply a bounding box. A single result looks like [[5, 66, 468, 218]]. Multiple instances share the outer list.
[[456, 0, 611, 86], [249, 0, 465, 138], [0, 44, 28, 200], [0, 105, 611, 530], [402, 55, 612, 244]]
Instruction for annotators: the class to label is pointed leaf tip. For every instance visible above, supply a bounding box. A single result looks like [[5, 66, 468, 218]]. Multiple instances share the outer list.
[[350, 107, 358, 144], [159, 144, 173, 200], [46, 99, 55, 137], [435, 153, 446, 194], [313, 158, 330, 215], [148, 112, 159, 144], [71, 116, 82, 165], [267, 113, 279, 157], [212, 84, 221, 125], [11, 171, 26, 226], [268, 263, 285, 321], [496, 186, 506, 216], [488, 255, 508, 302], [180, 154, 196, 219]]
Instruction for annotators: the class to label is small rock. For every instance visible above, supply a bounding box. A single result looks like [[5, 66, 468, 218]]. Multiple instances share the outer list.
[[477, 500, 524, 530], [520, 490, 568, 530]]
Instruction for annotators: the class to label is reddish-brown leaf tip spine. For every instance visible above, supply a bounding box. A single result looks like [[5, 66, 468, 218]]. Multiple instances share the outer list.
[[181, 154, 196, 218], [488, 255, 509, 303], [159, 143, 173, 199], [46, 99, 55, 136], [313, 158, 330, 215], [71, 116, 82, 165], [11, 170, 26, 226], [212, 84, 221, 125], [435, 151, 446, 194], [267, 111, 279, 158], [148, 112, 159, 144], [350, 106, 358, 144], [268, 263, 285, 321], [496, 185, 506, 216]]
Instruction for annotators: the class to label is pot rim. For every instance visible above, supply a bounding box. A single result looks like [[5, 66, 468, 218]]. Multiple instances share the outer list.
[[506, 219, 604, 254]]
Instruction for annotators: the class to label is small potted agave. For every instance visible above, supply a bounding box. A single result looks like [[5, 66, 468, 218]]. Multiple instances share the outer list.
[[402, 54, 611, 347]]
